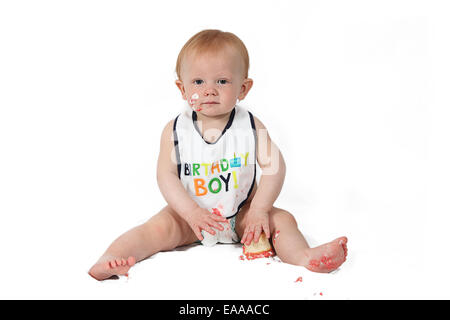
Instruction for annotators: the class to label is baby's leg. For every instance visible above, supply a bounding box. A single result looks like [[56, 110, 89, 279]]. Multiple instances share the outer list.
[[88, 205, 197, 281], [236, 206, 347, 273]]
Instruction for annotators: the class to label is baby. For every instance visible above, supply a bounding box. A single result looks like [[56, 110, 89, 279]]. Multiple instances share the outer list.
[[88, 29, 348, 281]]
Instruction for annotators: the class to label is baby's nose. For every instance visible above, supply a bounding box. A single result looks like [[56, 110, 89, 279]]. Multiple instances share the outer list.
[[204, 87, 218, 96]]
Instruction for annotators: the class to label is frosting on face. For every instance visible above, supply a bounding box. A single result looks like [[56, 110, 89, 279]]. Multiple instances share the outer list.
[[189, 93, 202, 111]]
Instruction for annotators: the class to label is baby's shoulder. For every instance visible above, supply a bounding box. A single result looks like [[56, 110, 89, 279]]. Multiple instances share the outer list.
[[248, 112, 267, 131], [159, 118, 177, 144], [163, 118, 176, 130], [162, 112, 184, 132]]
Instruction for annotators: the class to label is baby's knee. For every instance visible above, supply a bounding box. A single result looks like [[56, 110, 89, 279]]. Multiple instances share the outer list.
[[270, 209, 298, 228], [144, 211, 178, 239]]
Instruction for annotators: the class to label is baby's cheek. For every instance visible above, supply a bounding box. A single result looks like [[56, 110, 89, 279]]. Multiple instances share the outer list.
[[188, 93, 199, 106], [189, 93, 202, 111]]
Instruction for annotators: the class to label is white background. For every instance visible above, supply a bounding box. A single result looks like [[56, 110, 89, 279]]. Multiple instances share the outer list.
[[0, 0, 449, 299]]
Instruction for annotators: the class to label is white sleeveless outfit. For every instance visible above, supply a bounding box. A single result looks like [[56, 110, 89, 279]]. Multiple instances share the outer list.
[[173, 104, 257, 246]]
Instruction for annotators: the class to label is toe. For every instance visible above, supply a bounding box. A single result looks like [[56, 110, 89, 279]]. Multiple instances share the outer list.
[[127, 256, 136, 266], [337, 236, 348, 245], [338, 237, 348, 256]]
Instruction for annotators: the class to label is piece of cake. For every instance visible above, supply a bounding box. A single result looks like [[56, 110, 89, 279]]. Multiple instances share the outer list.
[[243, 233, 275, 260]]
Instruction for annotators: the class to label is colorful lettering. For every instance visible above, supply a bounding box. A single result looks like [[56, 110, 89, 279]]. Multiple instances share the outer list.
[[201, 163, 210, 176], [193, 178, 207, 196], [232, 171, 238, 189], [184, 163, 191, 176], [208, 178, 222, 194], [220, 159, 229, 171], [192, 163, 200, 176], [240, 152, 249, 166], [219, 173, 231, 192], [211, 161, 220, 174]]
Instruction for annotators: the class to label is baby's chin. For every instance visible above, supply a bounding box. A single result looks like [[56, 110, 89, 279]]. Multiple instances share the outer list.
[[196, 104, 235, 117]]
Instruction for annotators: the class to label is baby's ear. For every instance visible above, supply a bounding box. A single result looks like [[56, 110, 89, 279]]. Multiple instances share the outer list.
[[238, 78, 253, 101], [175, 80, 187, 100]]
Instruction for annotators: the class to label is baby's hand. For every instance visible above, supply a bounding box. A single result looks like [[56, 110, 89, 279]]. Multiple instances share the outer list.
[[240, 208, 271, 246], [185, 207, 228, 241]]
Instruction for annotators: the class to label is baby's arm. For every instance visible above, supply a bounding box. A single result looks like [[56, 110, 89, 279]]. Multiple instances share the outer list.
[[156, 120, 227, 240], [241, 116, 287, 245]]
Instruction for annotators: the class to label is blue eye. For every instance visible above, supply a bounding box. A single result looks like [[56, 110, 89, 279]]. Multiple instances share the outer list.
[[217, 79, 228, 85], [193, 79, 204, 85]]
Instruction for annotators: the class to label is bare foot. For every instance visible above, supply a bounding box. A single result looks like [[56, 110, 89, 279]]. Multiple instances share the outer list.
[[88, 256, 136, 281], [304, 237, 348, 273]]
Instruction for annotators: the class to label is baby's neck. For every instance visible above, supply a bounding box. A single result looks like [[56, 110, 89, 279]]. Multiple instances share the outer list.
[[194, 110, 234, 143]]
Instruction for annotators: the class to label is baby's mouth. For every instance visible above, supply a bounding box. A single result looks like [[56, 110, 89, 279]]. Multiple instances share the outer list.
[[202, 101, 219, 105]]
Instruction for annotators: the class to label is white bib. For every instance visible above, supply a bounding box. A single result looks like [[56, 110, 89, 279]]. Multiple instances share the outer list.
[[173, 105, 256, 218]]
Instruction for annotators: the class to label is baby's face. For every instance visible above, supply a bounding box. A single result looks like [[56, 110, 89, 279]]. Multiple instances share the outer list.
[[176, 46, 252, 117]]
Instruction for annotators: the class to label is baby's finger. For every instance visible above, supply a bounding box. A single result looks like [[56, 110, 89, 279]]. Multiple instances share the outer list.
[[263, 222, 271, 240], [211, 215, 228, 223], [253, 225, 262, 244], [207, 218, 224, 231], [240, 227, 249, 244], [194, 226, 203, 241], [245, 230, 254, 246], [201, 223, 216, 236]]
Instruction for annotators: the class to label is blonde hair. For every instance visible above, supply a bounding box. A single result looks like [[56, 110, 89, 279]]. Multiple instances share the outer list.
[[176, 29, 250, 80]]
